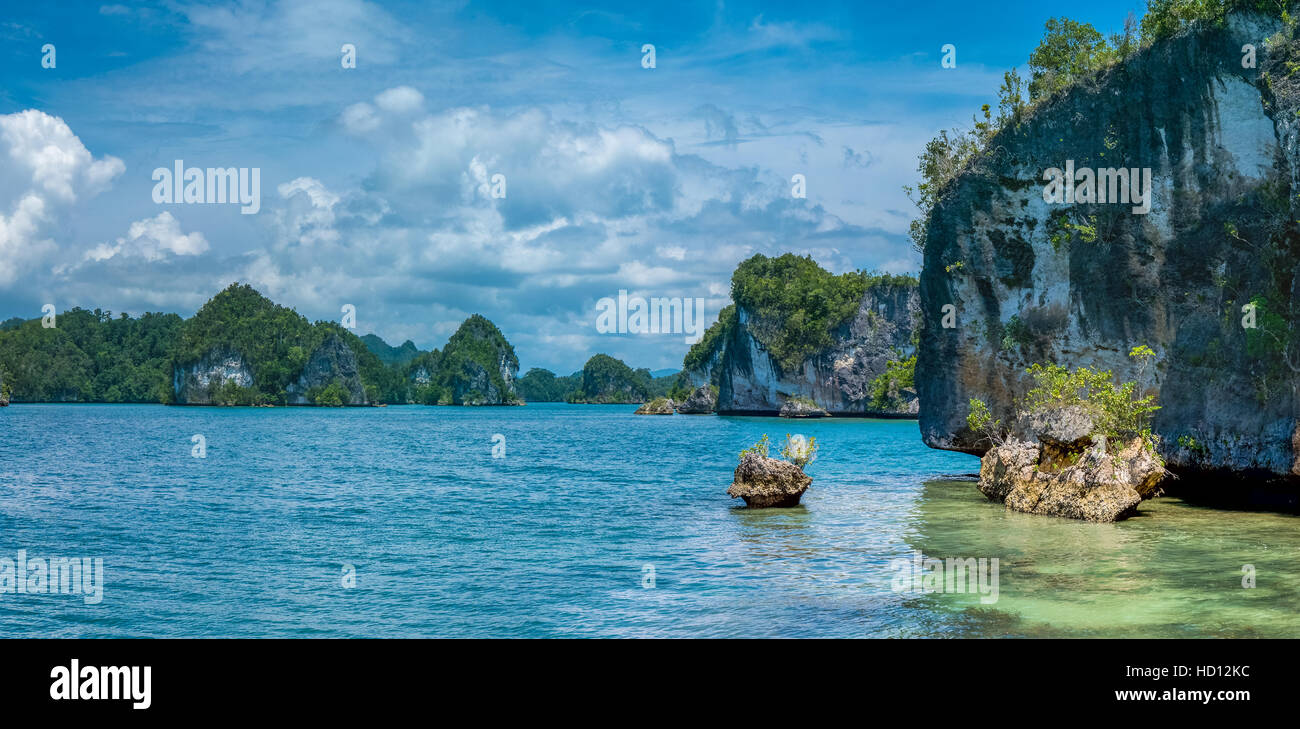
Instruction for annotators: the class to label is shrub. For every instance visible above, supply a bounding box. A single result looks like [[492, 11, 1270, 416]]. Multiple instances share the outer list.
[[869, 354, 916, 410], [780, 434, 819, 468], [739, 434, 770, 460]]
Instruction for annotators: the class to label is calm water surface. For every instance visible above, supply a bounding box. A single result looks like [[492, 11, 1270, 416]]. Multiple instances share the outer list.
[[1, 403, 1296, 637]]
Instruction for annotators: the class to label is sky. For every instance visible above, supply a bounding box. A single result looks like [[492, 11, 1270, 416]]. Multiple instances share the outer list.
[[0, 0, 1148, 374]]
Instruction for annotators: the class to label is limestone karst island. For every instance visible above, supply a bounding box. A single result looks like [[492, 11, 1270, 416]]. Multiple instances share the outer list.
[[3, 0, 1300, 677]]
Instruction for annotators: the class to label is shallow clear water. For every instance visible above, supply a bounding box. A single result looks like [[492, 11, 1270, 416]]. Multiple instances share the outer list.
[[0, 403, 1295, 637]]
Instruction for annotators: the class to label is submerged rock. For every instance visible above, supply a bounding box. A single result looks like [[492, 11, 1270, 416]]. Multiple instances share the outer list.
[[727, 453, 813, 508], [675, 385, 717, 414], [634, 397, 675, 415], [779, 398, 829, 418], [979, 435, 1166, 522]]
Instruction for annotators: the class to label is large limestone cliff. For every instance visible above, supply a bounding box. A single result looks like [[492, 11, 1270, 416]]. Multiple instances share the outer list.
[[917, 13, 1300, 480], [695, 282, 920, 416]]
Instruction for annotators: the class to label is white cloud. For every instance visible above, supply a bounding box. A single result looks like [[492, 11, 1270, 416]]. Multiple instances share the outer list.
[[0, 110, 124, 286], [84, 212, 209, 263], [374, 86, 424, 113]]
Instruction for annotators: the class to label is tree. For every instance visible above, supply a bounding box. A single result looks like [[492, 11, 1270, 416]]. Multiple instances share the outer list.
[[1028, 18, 1111, 101]]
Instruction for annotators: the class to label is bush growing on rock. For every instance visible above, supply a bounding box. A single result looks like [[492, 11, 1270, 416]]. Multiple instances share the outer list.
[[779, 434, 819, 468]]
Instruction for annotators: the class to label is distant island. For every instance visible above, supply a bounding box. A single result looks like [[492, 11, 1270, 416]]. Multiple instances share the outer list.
[[0, 253, 921, 413]]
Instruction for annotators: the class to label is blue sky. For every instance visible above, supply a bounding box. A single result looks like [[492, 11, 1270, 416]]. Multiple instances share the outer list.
[[0, 0, 1146, 373]]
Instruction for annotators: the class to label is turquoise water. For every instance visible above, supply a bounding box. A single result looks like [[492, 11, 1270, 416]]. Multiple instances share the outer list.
[[1, 403, 1297, 637]]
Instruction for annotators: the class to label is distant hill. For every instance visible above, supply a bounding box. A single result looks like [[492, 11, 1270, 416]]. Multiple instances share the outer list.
[[361, 334, 421, 367], [0, 283, 520, 406], [516, 368, 581, 402], [566, 354, 653, 404]]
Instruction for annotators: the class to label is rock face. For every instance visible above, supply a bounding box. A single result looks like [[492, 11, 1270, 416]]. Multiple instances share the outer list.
[[173, 347, 255, 404], [285, 335, 368, 406], [675, 386, 716, 414], [690, 281, 920, 416], [779, 398, 829, 418], [727, 453, 814, 508], [634, 397, 675, 414], [979, 434, 1167, 522], [0, 370, 7, 406], [448, 356, 520, 405], [917, 13, 1300, 483]]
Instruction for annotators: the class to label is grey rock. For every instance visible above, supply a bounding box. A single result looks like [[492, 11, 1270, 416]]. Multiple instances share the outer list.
[[173, 346, 255, 405], [1020, 405, 1096, 451], [634, 397, 675, 414], [779, 398, 829, 418], [675, 386, 717, 414], [978, 435, 1166, 522], [285, 335, 367, 406]]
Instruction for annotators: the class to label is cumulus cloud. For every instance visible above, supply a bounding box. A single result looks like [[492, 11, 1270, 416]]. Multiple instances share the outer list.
[[220, 88, 882, 368], [83, 212, 209, 263], [0, 110, 124, 286]]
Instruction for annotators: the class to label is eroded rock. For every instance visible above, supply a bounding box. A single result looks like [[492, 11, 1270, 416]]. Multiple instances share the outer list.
[[779, 398, 829, 418], [978, 435, 1166, 522], [727, 453, 813, 508], [285, 334, 367, 406], [675, 385, 716, 414], [172, 346, 255, 405], [634, 397, 675, 414]]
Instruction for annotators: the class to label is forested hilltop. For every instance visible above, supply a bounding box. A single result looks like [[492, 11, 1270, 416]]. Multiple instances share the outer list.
[[0, 284, 524, 406], [681, 253, 921, 416]]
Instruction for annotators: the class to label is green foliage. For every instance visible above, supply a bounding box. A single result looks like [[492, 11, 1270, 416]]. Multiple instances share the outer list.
[[904, 120, 989, 253], [1139, 0, 1283, 42], [739, 434, 771, 460], [1028, 18, 1112, 101], [1047, 211, 1098, 252], [0, 283, 458, 406], [360, 334, 420, 367], [400, 315, 520, 405], [869, 353, 916, 410], [683, 304, 736, 375], [1243, 296, 1289, 357], [1177, 433, 1210, 454], [903, 1, 1297, 256], [1023, 362, 1161, 440], [434, 315, 520, 405], [966, 398, 1006, 446], [516, 368, 581, 402], [666, 374, 694, 402], [738, 433, 820, 470], [779, 433, 819, 469], [1000, 315, 1034, 352], [309, 382, 348, 407], [731, 253, 916, 374], [176, 284, 320, 402], [0, 308, 183, 403], [566, 354, 651, 403]]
